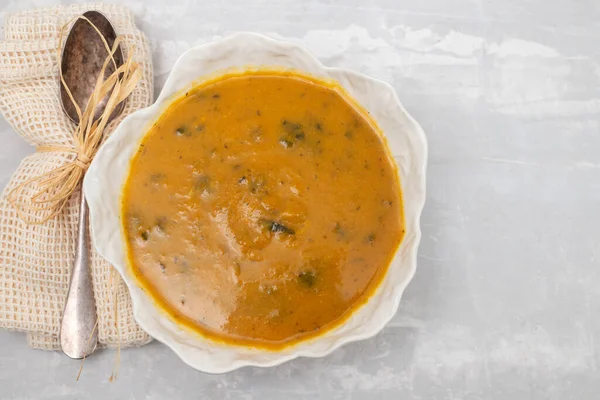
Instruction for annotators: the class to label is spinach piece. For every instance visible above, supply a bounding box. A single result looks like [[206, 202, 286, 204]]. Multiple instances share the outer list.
[[279, 120, 305, 149], [270, 221, 295, 235], [128, 212, 150, 242], [260, 218, 295, 235], [297, 270, 317, 288], [365, 233, 376, 244], [175, 126, 192, 137]]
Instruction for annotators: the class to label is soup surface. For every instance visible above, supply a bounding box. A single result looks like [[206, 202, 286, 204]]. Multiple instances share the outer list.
[[122, 72, 404, 348]]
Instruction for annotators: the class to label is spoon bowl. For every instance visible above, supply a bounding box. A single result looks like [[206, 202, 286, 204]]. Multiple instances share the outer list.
[[60, 10, 125, 124]]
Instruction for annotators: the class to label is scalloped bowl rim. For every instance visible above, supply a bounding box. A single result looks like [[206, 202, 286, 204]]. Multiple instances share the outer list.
[[84, 32, 428, 373]]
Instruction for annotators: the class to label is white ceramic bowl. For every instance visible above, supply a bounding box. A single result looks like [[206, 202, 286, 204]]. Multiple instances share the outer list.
[[84, 32, 427, 373]]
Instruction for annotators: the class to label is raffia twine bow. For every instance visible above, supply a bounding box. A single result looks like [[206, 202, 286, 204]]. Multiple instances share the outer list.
[[7, 15, 142, 225]]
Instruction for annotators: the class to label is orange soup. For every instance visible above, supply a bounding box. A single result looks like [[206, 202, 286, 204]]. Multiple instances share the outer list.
[[122, 71, 404, 348]]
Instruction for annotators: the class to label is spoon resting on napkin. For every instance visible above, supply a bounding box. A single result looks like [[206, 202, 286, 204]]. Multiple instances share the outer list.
[[0, 3, 153, 351]]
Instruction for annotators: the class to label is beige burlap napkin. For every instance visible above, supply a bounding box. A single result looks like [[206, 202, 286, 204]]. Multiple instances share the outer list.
[[0, 4, 153, 349]]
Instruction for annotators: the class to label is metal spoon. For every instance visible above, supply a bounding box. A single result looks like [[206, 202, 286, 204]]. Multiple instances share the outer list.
[[59, 10, 125, 359]]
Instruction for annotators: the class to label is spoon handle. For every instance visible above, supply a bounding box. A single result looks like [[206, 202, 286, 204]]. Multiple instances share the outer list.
[[60, 188, 98, 359]]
